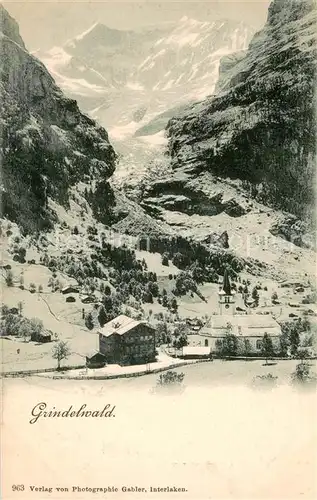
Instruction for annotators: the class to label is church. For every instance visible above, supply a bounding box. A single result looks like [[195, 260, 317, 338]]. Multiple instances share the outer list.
[[188, 270, 281, 355]]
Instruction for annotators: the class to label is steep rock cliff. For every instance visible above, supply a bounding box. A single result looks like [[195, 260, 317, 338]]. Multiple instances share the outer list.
[[0, 5, 116, 233], [214, 50, 247, 92], [165, 0, 317, 221]]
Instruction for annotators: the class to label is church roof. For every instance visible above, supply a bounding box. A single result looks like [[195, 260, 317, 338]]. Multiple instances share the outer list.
[[199, 314, 281, 337]]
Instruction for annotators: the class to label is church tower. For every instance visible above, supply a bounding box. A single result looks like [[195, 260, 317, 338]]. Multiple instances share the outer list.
[[218, 269, 236, 315]]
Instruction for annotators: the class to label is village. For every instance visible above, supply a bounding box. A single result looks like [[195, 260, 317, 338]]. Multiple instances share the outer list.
[[1, 224, 316, 382], [86, 270, 284, 368]]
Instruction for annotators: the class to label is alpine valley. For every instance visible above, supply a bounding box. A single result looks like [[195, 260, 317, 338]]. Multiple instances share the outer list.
[[1, 0, 317, 376]]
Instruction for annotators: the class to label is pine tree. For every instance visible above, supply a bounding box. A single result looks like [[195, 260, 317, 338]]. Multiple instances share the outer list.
[[252, 287, 260, 305], [261, 333, 274, 364], [170, 297, 178, 312], [98, 306, 108, 327], [85, 312, 94, 330], [5, 270, 14, 287], [289, 328, 300, 356], [244, 338, 251, 358], [162, 294, 169, 308], [19, 275, 24, 289], [17, 301, 23, 315], [222, 333, 238, 357], [161, 253, 169, 266]]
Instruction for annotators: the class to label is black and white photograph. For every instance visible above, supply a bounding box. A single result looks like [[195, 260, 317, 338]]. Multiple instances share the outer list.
[[1, 0, 316, 498]]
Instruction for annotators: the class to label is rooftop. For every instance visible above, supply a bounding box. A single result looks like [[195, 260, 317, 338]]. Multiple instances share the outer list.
[[199, 314, 281, 337], [62, 284, 79, 291], [98, 314, 154, 338], [85, 349, 101, 359]]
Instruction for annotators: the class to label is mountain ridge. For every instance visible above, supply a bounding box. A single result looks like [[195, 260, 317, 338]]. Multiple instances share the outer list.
[[0, 4, 116, 233], [0, 4, 25, 47], [36, 15, 254, 133], [164, 0, 317, 221]]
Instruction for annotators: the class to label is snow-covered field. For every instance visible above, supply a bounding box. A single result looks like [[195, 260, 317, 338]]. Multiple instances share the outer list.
[[36, 350, 198, 379], [2, 374, 316, 499]]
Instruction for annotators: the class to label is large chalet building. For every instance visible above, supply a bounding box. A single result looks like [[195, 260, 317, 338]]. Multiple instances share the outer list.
[[98, 315, 156, 365]]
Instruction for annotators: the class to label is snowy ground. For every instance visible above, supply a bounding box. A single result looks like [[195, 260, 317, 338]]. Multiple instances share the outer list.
[[35, 350, 201, 379]]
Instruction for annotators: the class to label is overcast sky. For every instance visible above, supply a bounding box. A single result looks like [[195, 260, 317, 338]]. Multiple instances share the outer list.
[[4, 0, 271, 50]]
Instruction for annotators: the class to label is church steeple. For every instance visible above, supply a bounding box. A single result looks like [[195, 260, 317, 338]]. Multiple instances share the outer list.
[[218, 269, 235, 315], [223, 268, 231, 296]]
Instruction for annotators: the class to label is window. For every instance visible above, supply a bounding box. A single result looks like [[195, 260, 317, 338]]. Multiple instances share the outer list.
[[205, 339, 209, 347], [256, 340, 262, 350]]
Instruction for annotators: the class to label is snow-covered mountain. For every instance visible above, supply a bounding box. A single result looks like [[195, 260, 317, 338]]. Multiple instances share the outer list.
[[36, 22, 171, 113], [132, 16, 251, 93], [37, 16, 255, 137]]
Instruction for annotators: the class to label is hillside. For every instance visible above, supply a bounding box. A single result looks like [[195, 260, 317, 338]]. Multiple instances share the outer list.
[[164, 0, 317, 221]]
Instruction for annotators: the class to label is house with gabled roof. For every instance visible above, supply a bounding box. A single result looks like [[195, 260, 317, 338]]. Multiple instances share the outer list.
[[61, 284, 79, 295], [85, 350, 106, 369], [98, 314, 156, 365]]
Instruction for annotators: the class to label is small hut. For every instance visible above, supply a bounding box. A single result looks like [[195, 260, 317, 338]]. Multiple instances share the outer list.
[[66, 296, 76, 303], [86, 351, 106, 369], [31, 331, 52, 343], [81, 295, 96, 304]]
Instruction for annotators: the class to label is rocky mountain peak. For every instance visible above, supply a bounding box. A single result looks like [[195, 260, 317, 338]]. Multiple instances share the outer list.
[[267, 0, 315, 24], [165, 0, 317, 221], [0, 5, 116, 233], [0, 3, 25, 48], [65, 22, 133, 52]]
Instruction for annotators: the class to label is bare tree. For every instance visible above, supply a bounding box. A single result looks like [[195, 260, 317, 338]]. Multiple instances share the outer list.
[[18, 319, 32, 342], [52, 341, 71, 370]]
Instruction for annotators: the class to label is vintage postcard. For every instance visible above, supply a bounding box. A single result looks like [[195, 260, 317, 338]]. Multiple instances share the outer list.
[[1, 0, 316, 498]]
